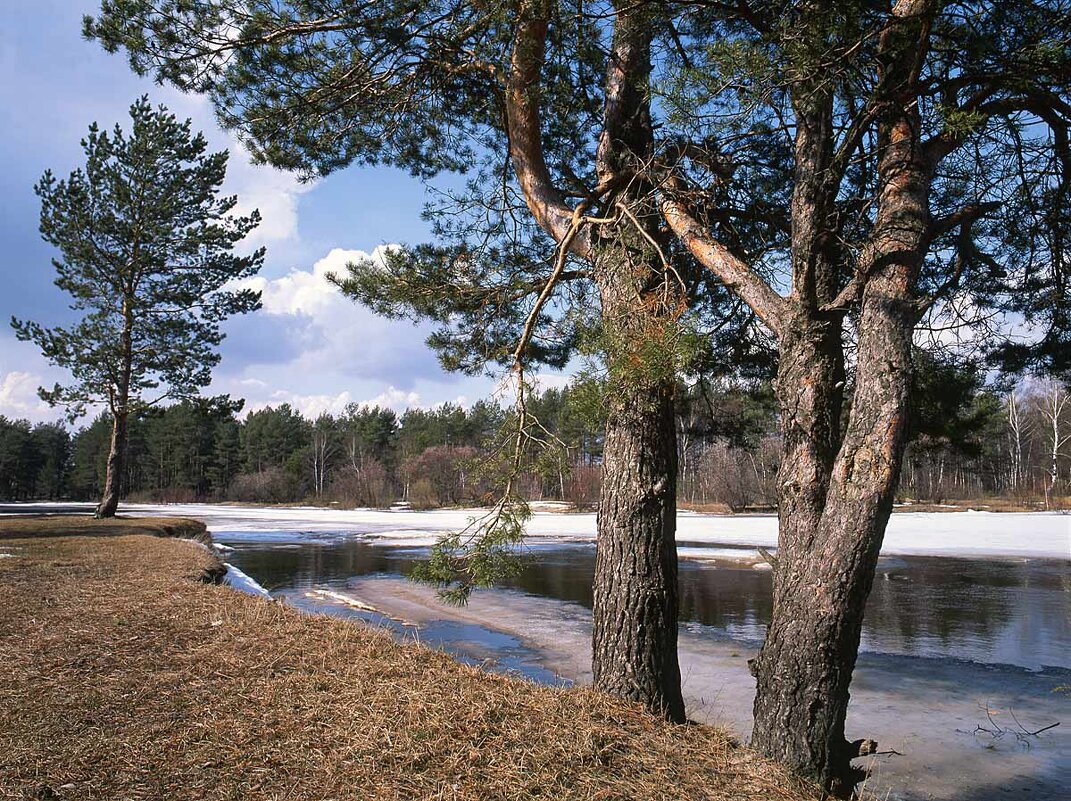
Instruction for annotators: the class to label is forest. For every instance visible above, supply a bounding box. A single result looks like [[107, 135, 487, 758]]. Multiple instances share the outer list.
[[2, 353, 1067, 510]]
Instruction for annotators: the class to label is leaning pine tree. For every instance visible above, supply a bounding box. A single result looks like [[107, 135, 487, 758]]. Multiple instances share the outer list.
[[659, 1, 1070, 794], [12, 97, 264, 518]]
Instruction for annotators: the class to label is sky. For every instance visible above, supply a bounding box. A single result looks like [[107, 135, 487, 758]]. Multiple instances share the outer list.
[[0, 0, 519, 425]]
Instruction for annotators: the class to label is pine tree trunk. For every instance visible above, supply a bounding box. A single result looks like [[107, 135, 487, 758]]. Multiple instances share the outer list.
[[751, 276, 914, 795], [751, 50, 930, 787], [96, 409, 127, 518], [592, 375, 684, 721], [97, 297, 134, 519]]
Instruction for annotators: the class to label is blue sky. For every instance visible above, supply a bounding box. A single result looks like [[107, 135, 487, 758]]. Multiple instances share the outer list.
[[0, 0, 519, 424]]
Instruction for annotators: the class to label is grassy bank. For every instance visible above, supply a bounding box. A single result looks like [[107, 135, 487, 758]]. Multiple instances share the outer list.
[[0, 522, 814, 801], [0, 513, 210, 544]]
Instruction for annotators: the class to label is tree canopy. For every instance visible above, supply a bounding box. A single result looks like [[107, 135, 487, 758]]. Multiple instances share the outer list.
[[12, 96, 265, 418]]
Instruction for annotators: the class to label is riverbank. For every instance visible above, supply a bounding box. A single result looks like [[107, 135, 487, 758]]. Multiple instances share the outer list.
[[337, 575, 1071, 801], [0, 512, 210, 544], [0, 524, 815, 801]]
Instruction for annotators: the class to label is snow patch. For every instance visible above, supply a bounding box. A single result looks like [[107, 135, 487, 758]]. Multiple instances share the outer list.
[[76, 502, 1071, 560], [305, 588, 377, 612], [223, 563, 271, 598]]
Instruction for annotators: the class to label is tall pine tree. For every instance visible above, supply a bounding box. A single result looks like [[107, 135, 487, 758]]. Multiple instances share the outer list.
[[12, 97, 264, 517]]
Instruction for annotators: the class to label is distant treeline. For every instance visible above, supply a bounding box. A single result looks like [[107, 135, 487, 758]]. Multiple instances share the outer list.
[[2, 357, 1068, 508]]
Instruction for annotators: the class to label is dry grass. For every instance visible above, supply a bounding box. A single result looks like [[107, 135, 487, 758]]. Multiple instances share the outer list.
[[0, 514, 209, 544], [892, 497, 1068, 513], [0, 528, 816, 801], [677, 502, 736, 515]]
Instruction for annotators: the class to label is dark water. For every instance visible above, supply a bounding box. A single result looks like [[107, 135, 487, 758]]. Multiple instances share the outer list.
[[219, 534, 1070, 671]]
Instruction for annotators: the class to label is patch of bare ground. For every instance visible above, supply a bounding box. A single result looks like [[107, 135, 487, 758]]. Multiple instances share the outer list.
[[892, 497, 1069, 513], [0, 529, 817, 801]]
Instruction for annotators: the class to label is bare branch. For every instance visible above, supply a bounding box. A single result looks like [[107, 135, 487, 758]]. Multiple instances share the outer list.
[[660, 175, 788, 335]]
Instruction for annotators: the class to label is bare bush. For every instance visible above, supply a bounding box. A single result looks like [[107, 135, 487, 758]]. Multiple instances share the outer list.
[[328, 458, 394, 508], [694, 438, 778, 512], [401, 446, 482, 508], [564, 464, 601, 510], [228, 468, 301, 504]]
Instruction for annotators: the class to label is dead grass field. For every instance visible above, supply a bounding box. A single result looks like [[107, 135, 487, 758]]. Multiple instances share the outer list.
[[0, 525, 815, 801]]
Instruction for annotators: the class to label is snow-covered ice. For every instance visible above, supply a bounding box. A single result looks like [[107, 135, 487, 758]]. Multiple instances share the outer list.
[[223, 562, 271, 598], [94, 502, 1071, 560]]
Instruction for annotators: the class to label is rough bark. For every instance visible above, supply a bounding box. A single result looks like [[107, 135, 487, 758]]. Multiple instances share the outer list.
[[95, 409, 127, 519], [591, 341, 683, 721], [750, 4, 935, 791], [751, 278, 915, 795], [96, 297, 134, 519], [506, 2, 685, 720]]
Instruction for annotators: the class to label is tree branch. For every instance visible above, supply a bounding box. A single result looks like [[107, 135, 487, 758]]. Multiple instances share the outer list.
[[506, 3, 591, 259], [660, 175, 788, 336]]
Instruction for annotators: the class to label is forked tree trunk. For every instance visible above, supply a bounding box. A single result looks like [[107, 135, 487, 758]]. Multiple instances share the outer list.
[[752, 275, 915, 795], [752, 25, 932, 784], [506, 1, 684, 720]]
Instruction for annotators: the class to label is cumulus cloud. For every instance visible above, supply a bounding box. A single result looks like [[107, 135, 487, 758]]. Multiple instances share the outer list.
[[225, 142, 314, 249], [227, 245, 443, 386], [243, 246, 391, 317], [0, 371, 62, 422], [365, 386, 422, 410], [243, 385, 424, 419]]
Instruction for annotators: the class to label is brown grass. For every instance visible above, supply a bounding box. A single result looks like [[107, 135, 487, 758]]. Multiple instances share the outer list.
[[0, 528, 816, 801], [0, 514, 209, 544], [892, 497, 1068, 513]]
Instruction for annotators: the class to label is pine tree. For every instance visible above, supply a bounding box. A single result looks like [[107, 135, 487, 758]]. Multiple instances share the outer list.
[[12, 97, 264, 517]]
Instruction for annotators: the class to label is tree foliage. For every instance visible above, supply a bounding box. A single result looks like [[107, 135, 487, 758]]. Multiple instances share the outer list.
[[11, 97, 264, 419]]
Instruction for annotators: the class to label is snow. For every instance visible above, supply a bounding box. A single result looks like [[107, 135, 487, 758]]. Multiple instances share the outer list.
[[3, 501, 1067, 560], [223, 562, 272, 598], [305, 588, 377, 612]]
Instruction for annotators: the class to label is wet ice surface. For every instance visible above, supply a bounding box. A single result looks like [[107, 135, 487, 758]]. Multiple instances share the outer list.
[[218, 535, 1069, 670]]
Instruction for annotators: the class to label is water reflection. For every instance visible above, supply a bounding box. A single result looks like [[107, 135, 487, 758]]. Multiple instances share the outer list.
[[221, 534, 1070, 671]]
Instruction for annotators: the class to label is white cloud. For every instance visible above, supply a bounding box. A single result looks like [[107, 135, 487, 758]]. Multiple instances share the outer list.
[[364, 386, 422, 410], [243, 246, 390, 317], [229, 244, 438, 385], [242, 385, 423, 419], [225, 142, 314, 249], [247, 389, 354, 419], [0, 371, 62, 422]]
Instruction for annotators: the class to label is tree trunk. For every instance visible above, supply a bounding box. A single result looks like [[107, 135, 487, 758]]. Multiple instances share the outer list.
[[96, 408, 127, 518], [97, 297, 134, 519], [752, 20, 932, 782], [506, 1, 683, 720], [752, 273, 915, 795], [592, 371, 684, 721]]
